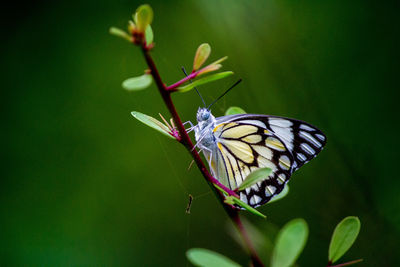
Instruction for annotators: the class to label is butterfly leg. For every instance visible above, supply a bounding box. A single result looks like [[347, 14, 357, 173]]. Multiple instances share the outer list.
[[183, 121, 194, 127], [183, 121, 195, 133], [192, 131, 209, 152]]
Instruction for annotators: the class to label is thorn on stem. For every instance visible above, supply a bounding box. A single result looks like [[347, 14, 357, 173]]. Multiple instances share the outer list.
[[329, 259, 363, 267]]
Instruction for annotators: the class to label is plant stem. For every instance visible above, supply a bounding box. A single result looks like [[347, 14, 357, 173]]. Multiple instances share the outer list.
[[327, 259, 363, 267], [139, 45, 264, 267], [166, 71, 198, 91], [232, 213, 264, 267], [141, 46, 238, 199]]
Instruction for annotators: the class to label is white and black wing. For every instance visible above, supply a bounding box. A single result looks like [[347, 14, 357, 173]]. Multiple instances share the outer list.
[[209, 114, 326, 208]]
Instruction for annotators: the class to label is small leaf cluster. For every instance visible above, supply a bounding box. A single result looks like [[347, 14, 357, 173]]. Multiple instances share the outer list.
[[110, 5, 155, 91], [119, 42, 232, 93], [176, 44, 232, 92], [109, 4, 154, 46], [110, 6, 234, 93], [187, 216, 361, 267]]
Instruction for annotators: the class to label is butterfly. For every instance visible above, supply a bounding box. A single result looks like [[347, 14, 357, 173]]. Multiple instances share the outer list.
[[193, 107, 326, 208]]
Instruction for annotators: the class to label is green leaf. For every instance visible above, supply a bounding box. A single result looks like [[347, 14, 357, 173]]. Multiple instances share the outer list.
[[328, 216, 361, 263], [122, 74, 152, 91], [213, 183, 228, 195], [237, 168, 272, 191], [224, 196, 235, 205], [178, 71, 234, 93], [131, 111, 174, 139], [213, 184, 266, 218], [134, 4, 153, 32], [197, 56, 228, 76], [208, 56, 228, 66], [196, 64, 222, 76], [109, 27, 132, 42], [225, 106, 246, 116], [271, 218, 309, 267], [145, 25, 153, 45], [186, 248, 241, 267], [193, 43, 211, 71], [225, 196, 267, 219], [268, 185, 289, 204]]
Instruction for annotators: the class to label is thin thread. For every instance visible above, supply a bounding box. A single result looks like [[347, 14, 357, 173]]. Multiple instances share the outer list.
[[157, 137, 188, 195], [192, 191, 212, 199], [185, 213, 191, 267]]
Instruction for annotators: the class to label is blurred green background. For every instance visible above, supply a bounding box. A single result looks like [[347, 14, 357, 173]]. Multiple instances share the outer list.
[[2, 0, 399, 266]]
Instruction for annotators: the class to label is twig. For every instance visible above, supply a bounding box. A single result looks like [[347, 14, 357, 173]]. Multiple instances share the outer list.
[[166, 70, 199, 91], [327, 259, 363, 267], [232, 212, 264, 267]]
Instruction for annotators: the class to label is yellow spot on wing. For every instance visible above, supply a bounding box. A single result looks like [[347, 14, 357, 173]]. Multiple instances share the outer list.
[[213, 123, 225, 133], [265, 137, 286, 151], [253, 145, 273, 160], [221, 146, 242, 188], [238, 161, 251, 184], [278, 173, 286, 184], [221, 139, 254, 163], [242, 134, 262, 144], [219, 149, 234, 187], [218, 144, 242, 188], [217, 142, 222, 151], [257, 156, 277, 172], [210, 159, 216, 170], [221, 125, 258, 139], [279, 155, 291, 170], [222, 122, 237, 130]]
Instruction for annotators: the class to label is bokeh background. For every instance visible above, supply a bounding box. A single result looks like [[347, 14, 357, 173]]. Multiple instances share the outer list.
[[2, 0, 399, 266]]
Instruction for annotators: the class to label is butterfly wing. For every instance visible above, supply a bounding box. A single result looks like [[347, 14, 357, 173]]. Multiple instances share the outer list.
[[209, 114, 326, 208]]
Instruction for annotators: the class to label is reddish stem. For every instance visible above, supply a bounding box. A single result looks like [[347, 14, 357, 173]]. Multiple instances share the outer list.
[[166, 71, 199, 91], [139, 45, 263, 266], [327, 259, 363, 267], [232, 213, 264, 267]]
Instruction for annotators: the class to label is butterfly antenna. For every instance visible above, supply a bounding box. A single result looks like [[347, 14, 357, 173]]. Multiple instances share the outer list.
[[181, 66, 206, 107], [208, 79, 242, 110]]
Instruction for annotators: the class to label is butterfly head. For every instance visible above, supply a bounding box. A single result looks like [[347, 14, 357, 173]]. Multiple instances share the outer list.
[[195, 108, 217, 149], [197, 108, 214, 123], [196, 107, 216, 131]]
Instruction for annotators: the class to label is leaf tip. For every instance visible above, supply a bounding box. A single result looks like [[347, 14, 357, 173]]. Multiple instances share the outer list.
[[193, 43, 212, 71]]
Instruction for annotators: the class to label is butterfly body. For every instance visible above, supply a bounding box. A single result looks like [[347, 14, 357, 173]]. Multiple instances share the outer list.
[[194, 108, 218, 151], [194, 108, 326, 208]]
